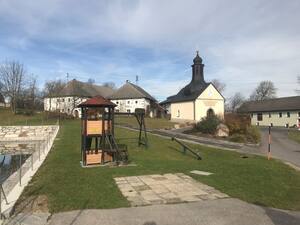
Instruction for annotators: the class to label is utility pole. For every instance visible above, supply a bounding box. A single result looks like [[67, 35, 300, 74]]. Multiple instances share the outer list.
[[136, 75, 139, 86]]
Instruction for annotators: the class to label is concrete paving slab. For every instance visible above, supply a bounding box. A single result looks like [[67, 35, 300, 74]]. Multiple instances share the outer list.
[[190, 170, 213, 176], [115, 173, 228, 206]]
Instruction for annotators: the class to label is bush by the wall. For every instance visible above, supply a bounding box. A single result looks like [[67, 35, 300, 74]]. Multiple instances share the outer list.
[[246, 126, 261, 143], [225, 113, 250, 135], [229, 133, 246, 143], [195, 115, 221, 134]]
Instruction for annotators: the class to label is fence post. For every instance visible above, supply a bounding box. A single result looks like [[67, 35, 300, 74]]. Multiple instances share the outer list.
[[31, 153, 33, 171], [39, 143, 41, 161], [268, 126, 271, 160], [19, 154, 22, 186]]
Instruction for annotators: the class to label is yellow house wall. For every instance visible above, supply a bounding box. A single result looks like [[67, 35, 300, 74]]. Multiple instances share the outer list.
[[251, 111, 300, 127], [170, 101, 194, 121], [195, 84, 224, 121], [170, 84, 225, 122]]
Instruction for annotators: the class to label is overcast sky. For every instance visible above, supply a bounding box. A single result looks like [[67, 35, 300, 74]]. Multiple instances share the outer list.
[[0, 0, 299, 101]]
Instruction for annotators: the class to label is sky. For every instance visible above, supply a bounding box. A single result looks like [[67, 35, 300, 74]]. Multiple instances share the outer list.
[[0, 0, 299, 101]]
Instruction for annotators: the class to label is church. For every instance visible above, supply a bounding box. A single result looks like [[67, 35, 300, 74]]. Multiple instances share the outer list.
[[160, 52, 225, 122]]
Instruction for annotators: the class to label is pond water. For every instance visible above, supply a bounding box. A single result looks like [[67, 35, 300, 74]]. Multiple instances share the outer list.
[[0, 154, 31, 184]]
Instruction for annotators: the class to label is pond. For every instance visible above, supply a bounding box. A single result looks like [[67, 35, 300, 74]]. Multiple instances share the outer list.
[[0, 154, 31, 184]]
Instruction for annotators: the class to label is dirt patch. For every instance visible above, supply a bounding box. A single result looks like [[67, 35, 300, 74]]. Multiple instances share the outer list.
[[13, 195, 49, 215]]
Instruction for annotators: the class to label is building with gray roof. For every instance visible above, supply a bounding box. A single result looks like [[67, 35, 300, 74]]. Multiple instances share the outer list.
[[109, 81, 164, 118], [44, 79, 115, 117], [238, 96, 300, 127]]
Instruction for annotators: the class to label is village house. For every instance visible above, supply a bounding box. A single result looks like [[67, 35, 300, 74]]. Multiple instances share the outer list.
[[160, 52, 225, 122], [238, 96, 300, 127], [44, 79, 114, 117], [109, 81, 164, 117]]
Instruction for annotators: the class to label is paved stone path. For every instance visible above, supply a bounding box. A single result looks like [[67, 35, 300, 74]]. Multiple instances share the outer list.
[[114, 173, 228, 206]]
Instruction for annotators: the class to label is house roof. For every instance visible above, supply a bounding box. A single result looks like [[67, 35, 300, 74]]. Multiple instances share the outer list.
[[78, 96, 116, 107], [108, 82, 156, 101], [238, 96, 300, 113], [160, 82, 210, 104], [53, 79, 114, 98]]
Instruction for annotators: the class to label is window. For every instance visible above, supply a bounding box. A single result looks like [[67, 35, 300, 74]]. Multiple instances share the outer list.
[[257, 113, 263, 121], [279, 112, 282, 118], [127, 109, 131, 113], [268, 113, 271, 118], [127, 101, 130, 104], [298, 112, 300, 117], [177, 110, 180, 118], [135, 101, 138, 104], [68, 109, 70, 113], [251, 113, 253, 118], [68, 98, 71, 102], [287, 112, 290, 118], [62, 98, 65, 102]]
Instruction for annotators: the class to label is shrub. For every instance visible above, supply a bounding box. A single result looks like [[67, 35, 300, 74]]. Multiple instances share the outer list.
[[246, 126, 261, 143], [225, 113, 250, 135], [195, 115, 221, 134], [229, 133, 246, 143]]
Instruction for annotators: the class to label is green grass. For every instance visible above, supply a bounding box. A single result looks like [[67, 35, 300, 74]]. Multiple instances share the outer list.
[[288, 130, 300, 144], [0, 108, 57, 126], [16, 119, 300, 212], [115, 115, 176, 130], [2, 109, 300, 212]]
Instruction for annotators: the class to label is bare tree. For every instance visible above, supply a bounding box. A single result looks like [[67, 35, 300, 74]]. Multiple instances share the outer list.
[[227, 92, 245, 112], [0, 61, 25, 113], [211, 79, 226, 93], [103, 82, 116, 90], [249, 81, 276, 101]]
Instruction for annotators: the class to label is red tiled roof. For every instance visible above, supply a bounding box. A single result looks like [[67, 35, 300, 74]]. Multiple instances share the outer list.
[[78, 96, 116, 107]]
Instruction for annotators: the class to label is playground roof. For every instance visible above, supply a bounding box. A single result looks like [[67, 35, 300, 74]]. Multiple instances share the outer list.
[[78, 96, 116, 107]]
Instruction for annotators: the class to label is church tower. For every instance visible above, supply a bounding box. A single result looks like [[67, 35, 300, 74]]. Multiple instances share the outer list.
[[191, 51, 205, 83]]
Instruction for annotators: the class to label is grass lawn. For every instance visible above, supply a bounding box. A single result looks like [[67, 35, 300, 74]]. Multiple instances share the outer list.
[[115, 115, 176, 130], [0, 108, 57, 126], [13, 119, 300, 213], [288, 129, 300, 144]]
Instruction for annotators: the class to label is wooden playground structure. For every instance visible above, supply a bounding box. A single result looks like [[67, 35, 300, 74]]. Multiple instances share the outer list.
[[79, 96, 148, 167]]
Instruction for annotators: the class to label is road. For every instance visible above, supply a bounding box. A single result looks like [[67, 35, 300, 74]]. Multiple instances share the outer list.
[[45, 198, 300, 225], [242, 128, 300, 167]]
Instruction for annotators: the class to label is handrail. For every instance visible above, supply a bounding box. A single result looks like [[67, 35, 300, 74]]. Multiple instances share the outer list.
[[171, 137, 202, 160]]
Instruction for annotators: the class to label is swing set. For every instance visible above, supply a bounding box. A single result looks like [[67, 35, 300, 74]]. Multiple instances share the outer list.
[[78, 96, 148, 167]]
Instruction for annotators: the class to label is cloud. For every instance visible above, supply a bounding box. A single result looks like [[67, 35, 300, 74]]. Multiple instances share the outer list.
[[0, 0, 299, 100]]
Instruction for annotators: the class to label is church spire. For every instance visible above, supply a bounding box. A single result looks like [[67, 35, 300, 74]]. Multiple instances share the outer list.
[[191, 51, 205, 83]]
